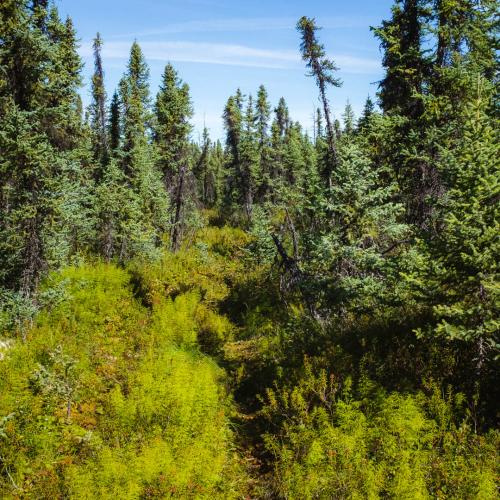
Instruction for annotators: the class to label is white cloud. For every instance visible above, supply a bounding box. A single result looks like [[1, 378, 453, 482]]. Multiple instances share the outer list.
[[79, 40, 380, 73], [334, 55, 380, 74], [80, 41, 296, 69], [109, 16, 377, 39]]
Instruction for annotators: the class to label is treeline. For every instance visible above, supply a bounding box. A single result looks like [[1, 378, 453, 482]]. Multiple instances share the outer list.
[[0, 0, 499, 497]]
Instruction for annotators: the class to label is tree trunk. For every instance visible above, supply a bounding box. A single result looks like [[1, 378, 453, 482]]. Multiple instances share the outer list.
[[318, 78, 338, 188], [21, 215, 43, 298]]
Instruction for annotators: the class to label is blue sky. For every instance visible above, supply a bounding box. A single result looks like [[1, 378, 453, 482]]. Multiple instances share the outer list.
[[57, 0, 395, 141]]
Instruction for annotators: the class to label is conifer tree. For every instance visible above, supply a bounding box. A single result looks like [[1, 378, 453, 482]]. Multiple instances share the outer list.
[[239, 94, 260, 219], [154, 63, 193, 250], [0, 2, 90, 295], [342, 101, 356, 135], [256, 85, 271, 201], [372, 0, 430, 118], [89, 32, 109, 171], [44, 9, 84, 149], [108, 90, 121, 153], [192, 128, 225, 209], [256, 85, 271, 147], [314, 107, 323, 143], [412, 76, 499, 372], [275, 97, 290, 138], [264, 99, 289, 202], [297, 16, 342, 186], [120, 41, 150, 173], [334, 118, 342, 141], [282, 122, 306, 189], [154, 63, 193, 188], [108, 42, 170, 257], [222, 90, 244, 212], [434, 0, 497, 79], [193, 126, 210, 205], [357, 96, 375, 131]]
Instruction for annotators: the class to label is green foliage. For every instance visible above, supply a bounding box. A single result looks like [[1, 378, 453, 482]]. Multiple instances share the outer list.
[[1, 2, 498, 497], [409, 77, 499, 354], [154, 63, 193, 176], [89, 32, 109, 170], [132, 225, 250, 307], [0, 258, 248, 498], [372, 0, 431, 117], [261, 361, 499, 499]]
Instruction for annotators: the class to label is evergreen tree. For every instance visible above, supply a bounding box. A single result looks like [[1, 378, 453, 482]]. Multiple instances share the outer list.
[[256, 85, 271, 147], [334, 118, 342, 141], [297, 16, 342, 186], [154, 63, 193, 189], [372, 0, 431, 118], [434, 0, 498, 79], [266, 99, 290, 202], [44, 9, 84, 150], [256, 85, 271, 201], [275, 97, 290, 138], [106, 42, 170, 258], [0, 2, 89, 295], [282, 122, 307, 189], [119, 41, 150, 174], [154, 63, 193, 250], [357, 96, 375, 131], [342, 101, 356, 135], [108, 90, 121, 153], [412, 77, 499, 371], [314, 107, 323, 143], [89, 32, 109, 171], [222, 90, 244, 212], [193, 126, 210, 206], [239, 94, 259, 220]]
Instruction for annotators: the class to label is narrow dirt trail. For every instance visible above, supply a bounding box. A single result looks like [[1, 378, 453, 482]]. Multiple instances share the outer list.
[[223, 338, 276, 498]]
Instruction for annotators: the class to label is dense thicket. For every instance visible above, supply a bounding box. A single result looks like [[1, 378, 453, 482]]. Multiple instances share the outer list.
[[0, 1, 498, 498]]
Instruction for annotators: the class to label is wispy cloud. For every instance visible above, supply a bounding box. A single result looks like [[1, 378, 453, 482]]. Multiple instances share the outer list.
[[109, 16, 378, 39], [79, 40, 380, 74], [80, 41, 296, 69], [334, 55, 381, 74]]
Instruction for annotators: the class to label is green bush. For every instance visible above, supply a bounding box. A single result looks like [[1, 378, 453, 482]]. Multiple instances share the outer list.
[[0, 260, 247, 498], [261, 361, 499, 499]]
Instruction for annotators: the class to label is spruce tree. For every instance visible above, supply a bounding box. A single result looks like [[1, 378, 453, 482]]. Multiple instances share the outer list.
[[89, 32, 109, 171], [154, 63, 193, 189], [314, 107, 323, 143], [0, 2, 90, 295], [357, 96, 375, 131], [256, 85, 271, 147], [109, 42, 170, 258], [256, 85, 271, 202], [275, 97, 290, 138], [222, 90, 243, 213], [120, 41, 150, 174], [434, 0, 498, 79], [109, 90, 121, 153], [265, 98, 290, 202], [342, 101, 356, 135], [193, 126, 210, 206], [239, 94, 259, 220], [44, 9, 84, 150], [154, 63, 193, 250], [372, 0, 431, 118], [297, 16, 342, 186], [412, 76, 499, 372]]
